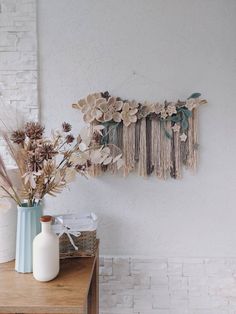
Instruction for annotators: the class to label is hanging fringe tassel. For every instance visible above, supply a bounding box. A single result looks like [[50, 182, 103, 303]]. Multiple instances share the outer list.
[[162, 121, 172, 179], [152, 119, 162, 178], [180, 134, 188, 167], [138, 118, 147, 177], [122, 125, 129, 176], [88, 123, 102, 177], [151, 117, 163, 178], [88, 110, 199, 178], [117, 123, 123, 150], [135, 120, 141, 162], [107, 124, 118, 174], [146, 118, 152, 175], [192, 108, 198, 171], [151, 116, 158, 175], [186, 114, 194, 171], [172, 124, 181, 179], [129, 123, 136, 172], [123, 123, 136, 176]]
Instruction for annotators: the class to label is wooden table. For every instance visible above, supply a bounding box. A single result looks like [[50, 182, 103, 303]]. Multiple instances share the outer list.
[[0, 241, 99, 314]]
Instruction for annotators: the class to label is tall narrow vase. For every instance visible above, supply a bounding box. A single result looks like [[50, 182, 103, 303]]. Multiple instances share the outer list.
[[15, 203, 42, 273]]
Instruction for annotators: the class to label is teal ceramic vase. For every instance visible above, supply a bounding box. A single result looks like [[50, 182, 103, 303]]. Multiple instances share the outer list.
[[15, 203, 42, 273]]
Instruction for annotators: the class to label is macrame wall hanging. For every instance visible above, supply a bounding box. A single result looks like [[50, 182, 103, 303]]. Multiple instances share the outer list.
[[72, 92, 207, 179]]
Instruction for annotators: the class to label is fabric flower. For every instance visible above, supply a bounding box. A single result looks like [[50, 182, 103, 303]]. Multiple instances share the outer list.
[[70, 151, 89, 166], [72, 93, 101, 112], [160, 109, 168, 119], [97, 97, 123, 123], [153, 103, 165, 115], [172, 124, 181, 132], [166, 103, 177, 116], [72, 93, 103, 123], [121, 102, 138, 127], [129, 100, 139, 110], [90, 147, 110, 164], [185, 98, 207, 111], [185, 99, 196, 111], [180, 133, 187, 142], [138, 102, 154, 118]]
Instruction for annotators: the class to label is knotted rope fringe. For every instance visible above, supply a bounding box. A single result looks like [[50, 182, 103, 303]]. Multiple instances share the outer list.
[[91, 111, 199, 179], [123, 123, 136, 176], [138, 118, 147, 177]]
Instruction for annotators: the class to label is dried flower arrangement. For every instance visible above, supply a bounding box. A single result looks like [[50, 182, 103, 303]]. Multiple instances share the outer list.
[[73, 92, 207, 178], [0, 121, 122, 207]]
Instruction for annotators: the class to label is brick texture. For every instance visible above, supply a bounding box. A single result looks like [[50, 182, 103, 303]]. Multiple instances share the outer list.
[[0, 0, 38, 164], [100, 257, 236, 314]]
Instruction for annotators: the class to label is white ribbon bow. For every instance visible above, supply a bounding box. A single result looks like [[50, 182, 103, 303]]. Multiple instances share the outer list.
[[55, 216, 81, 251]]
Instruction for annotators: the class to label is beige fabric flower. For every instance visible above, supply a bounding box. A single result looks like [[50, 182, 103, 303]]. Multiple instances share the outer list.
[[129, 100, 139, 109], [185, 98, 207, 111], [97, 97, 123, 123], [121, 102, 138, 127], [72, 93, 101, 112], [185, 99, 196, 111], [72, 93, 103, 123], [153, 103, 165, 115], [180, 133, 187, 142], [172, 123, 181, 132], [166, 103, 177, 116], [160, 109, 168, 119], [138, 101, 154, 118]]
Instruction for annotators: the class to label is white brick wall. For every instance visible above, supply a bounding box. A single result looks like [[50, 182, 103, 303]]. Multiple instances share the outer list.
[[0, 0, 38, 163], [100, 257, 236, 314]]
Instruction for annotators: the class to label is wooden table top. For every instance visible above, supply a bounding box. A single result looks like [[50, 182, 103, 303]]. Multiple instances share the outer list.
[[0, 253, 97, 313]]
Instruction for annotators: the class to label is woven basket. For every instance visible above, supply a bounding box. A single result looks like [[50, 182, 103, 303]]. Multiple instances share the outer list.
[[59, 230, 97, 259]]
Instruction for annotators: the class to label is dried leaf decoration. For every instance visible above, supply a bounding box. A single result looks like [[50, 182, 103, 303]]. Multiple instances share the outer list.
[[73, 92, 207, 179], [0, 121, 122, 206]]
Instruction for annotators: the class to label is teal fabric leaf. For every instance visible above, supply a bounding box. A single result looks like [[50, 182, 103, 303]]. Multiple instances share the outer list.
[[181, 117, 189, 130], [187, 92, 201, 99], [181, 108, 192, 118], [101, 125, 109, 145], [170, 115, 181, 123], [102, 121, 117, 127]]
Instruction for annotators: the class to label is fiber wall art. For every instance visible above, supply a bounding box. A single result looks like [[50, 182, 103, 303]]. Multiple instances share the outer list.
[[73, 92, 207, 179]]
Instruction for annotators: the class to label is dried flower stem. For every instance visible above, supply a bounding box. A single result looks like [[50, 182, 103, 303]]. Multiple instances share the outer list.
[[0, 185, 21, 205]]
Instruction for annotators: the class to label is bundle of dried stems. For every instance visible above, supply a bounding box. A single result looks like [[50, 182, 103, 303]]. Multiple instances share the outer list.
[[0, 121, 122, 207]]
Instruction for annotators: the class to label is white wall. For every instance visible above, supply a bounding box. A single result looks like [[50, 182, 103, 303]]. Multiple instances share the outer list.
[[38, 0, 236, 257]]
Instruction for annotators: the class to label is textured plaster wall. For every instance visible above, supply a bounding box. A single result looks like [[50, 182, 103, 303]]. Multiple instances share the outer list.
[[37, 0, 236, 258], [0, 0, 38, 162]]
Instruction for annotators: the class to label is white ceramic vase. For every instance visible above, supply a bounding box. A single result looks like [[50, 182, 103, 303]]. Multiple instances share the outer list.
[[33, 215, 59, 282], [0, 199, 17, 263], [0, 167, 22, 264]]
